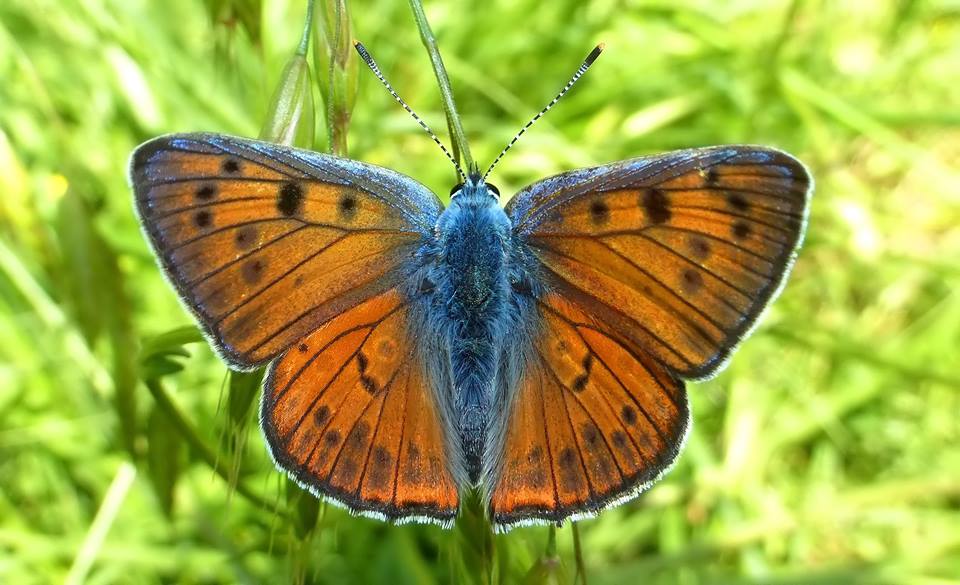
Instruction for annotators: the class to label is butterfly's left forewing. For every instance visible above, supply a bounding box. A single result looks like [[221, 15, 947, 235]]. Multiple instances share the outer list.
[[131, 133, 441, 368]]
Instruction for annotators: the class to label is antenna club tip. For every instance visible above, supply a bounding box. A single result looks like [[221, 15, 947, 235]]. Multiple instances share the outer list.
[[585, 43, 604, 65]]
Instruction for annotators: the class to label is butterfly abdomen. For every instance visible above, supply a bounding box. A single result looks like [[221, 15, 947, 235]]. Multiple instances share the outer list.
[[429, 189, 514, 484]]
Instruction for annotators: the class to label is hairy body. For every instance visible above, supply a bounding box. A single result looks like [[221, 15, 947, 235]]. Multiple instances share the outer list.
[[414, 179, 533, 484]]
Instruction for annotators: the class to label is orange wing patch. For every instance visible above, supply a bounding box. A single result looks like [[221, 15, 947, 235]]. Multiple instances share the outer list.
[[262, 289, 459, 524], [488, 293, 688, 530], [514, 147, 811, 379], [131, 135, 430, 368]]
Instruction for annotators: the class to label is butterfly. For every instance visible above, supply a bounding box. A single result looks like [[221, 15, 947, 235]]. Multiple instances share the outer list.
[[129, 45, 811, 532]]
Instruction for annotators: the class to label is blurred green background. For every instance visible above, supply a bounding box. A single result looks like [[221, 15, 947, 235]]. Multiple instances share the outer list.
[[1, 0, 958, 583]]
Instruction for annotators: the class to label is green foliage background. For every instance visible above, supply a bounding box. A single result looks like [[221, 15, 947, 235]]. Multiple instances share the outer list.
[[1, 0, 958, 583]]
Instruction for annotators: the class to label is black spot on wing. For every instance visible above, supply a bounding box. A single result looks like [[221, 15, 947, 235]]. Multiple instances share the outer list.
[[277, 181, 305, 216], [235, 225, 257, 250], [611, 430, 628, 450], [581, 422, 599, 447], [195, 184, 216, 201], [367, 445, 393, 491], [314, 405, 330, 426], [324, 429, 341, 446], [689, 236, 711, 261], [557, 447, 584, 492], [589, 199, 610, 226], [732, 220, 752, 240], [726, 192, 750, 212], [528, 445, 544, 464], [339, 194, 358, 221], [338, 421, 372, 483], [580, 422, 616, 481], [572, 354, 593, 393], [348, 421, 370, 446], [401, 442, 422, 484], [194, 210, 212, 228], [222, 158, 240, 173], [241, 258, 265, 284], [681, 268, 704, 294], [356, 353, 379, 395], [642, 188, 671, 224]]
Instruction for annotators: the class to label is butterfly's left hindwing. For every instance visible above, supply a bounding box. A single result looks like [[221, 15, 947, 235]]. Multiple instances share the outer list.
[[262, 288, 460, 525]]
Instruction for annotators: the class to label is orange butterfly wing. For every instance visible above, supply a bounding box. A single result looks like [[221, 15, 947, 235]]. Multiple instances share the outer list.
[[132, 134, 459, 523], [490, 146, 810, 528], [488, 293, 687, 529], [131, 133, 440, 368], [261, 289, 459, 523], [507, 146, 812, 379]]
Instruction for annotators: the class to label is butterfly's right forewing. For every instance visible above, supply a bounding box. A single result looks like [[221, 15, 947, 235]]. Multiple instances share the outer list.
[[507, 146, 811, 379]]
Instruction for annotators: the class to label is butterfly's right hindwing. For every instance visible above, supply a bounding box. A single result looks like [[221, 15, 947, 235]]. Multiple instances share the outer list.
[[486, 292, 689, 531]]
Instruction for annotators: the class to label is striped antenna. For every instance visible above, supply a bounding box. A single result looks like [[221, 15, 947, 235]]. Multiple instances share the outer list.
[[354, 42, 467, 182], [482, 43, 604, 181]]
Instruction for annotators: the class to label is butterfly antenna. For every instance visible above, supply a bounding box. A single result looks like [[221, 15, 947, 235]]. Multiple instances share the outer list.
[[354, 41, 467, 182], [482, 43, 604, 181]]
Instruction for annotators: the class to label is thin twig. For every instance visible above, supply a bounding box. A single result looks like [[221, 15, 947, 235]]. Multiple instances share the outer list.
[[65, 462, 137, 585], [547, 524, 557, 557], [572, 522, 588, 585], [298, 0, 315, 56]]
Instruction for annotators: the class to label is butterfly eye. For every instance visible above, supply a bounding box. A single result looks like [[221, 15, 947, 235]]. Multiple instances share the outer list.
[[510, 276, 532, 296], [418, 276, 436, 295], [449, 183, 464, 197], [487, 183, 501, 197]]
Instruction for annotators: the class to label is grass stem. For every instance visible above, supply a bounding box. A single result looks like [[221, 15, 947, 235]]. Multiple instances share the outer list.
[[145, 379, 288, 518], [407, 0, 474, 174]]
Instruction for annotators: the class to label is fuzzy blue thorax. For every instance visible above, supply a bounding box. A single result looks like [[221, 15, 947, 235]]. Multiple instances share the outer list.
[[430, 178, 512, 482]]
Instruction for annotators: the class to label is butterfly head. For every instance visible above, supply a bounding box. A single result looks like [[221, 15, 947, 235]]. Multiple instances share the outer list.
[[449, 172, 501, 201]]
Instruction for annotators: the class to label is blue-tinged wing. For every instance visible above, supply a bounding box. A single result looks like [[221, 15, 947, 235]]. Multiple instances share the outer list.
[[506, 146, 811, 379], [130, 133, 442, 368]]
